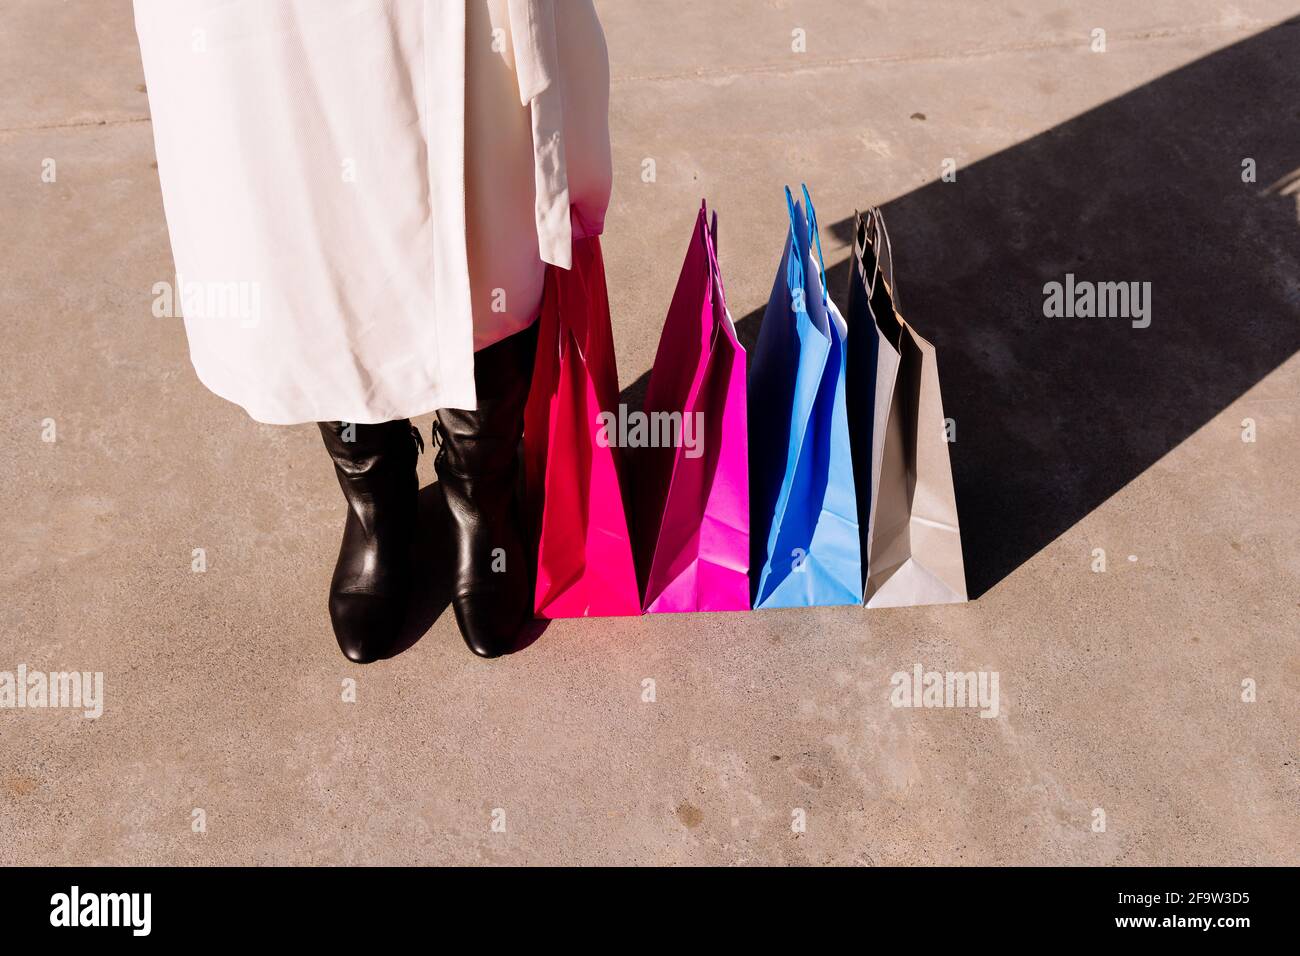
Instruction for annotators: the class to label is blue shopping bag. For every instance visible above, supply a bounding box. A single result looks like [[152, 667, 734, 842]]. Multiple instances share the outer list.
[[749, 185, 863, 608]]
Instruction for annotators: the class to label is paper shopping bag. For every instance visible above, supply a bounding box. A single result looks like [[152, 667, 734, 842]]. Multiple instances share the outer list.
[[749, 185, 863, 608], [524, 236, 641, 618], [635, 200, 749, 613], [846, 207, 966, 607]]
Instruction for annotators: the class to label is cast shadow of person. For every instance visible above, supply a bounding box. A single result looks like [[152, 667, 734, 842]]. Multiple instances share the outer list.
[[624, 17, 1300, 600]]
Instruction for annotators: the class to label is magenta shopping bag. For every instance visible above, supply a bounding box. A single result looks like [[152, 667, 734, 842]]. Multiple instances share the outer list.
[[634, 201, 750, 613], [524, 236, 641, 618]]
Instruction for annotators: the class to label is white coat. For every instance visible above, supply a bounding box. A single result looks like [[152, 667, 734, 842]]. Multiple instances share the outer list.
[[134, 0, 612, 424]]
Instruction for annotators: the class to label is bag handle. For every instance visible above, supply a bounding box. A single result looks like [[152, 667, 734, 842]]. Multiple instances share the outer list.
[[700, 200, 728, 317], [801, 183, 829, 306], [782, 185, 807, 303], [853, 209, 877, 298], [710, 219, 728, 316], [870, 206, 899, 303], [699, 202, 736, 354]]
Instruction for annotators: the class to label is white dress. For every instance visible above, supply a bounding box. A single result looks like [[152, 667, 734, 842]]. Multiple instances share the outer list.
[[133, 0, 612, 424]]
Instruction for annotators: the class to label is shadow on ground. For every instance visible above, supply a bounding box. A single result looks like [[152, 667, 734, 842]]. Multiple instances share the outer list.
[[397, 473, 549, 657], [392, 483, 454, 655], [622, 17, 1300, 598]]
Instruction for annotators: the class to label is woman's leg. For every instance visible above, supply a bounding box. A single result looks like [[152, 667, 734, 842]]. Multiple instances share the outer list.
[[317, 419, 422, 662], [433, 320, 539, 657]]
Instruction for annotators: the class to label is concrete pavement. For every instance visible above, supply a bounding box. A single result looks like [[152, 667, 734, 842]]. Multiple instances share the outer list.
[[1, 0, 1297, 865]]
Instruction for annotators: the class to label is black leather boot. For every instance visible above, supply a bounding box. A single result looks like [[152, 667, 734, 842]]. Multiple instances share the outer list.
[[434, 322, 539, 658], [318, 419, 422, 663]]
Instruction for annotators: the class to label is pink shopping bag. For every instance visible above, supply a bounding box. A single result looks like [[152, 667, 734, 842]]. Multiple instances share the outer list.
[[524, 236, 641, 618], [634, 201, 750, 613]]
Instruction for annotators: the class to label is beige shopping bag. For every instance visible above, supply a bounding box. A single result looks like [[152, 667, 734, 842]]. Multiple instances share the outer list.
[[846, 208, 967, 607]]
